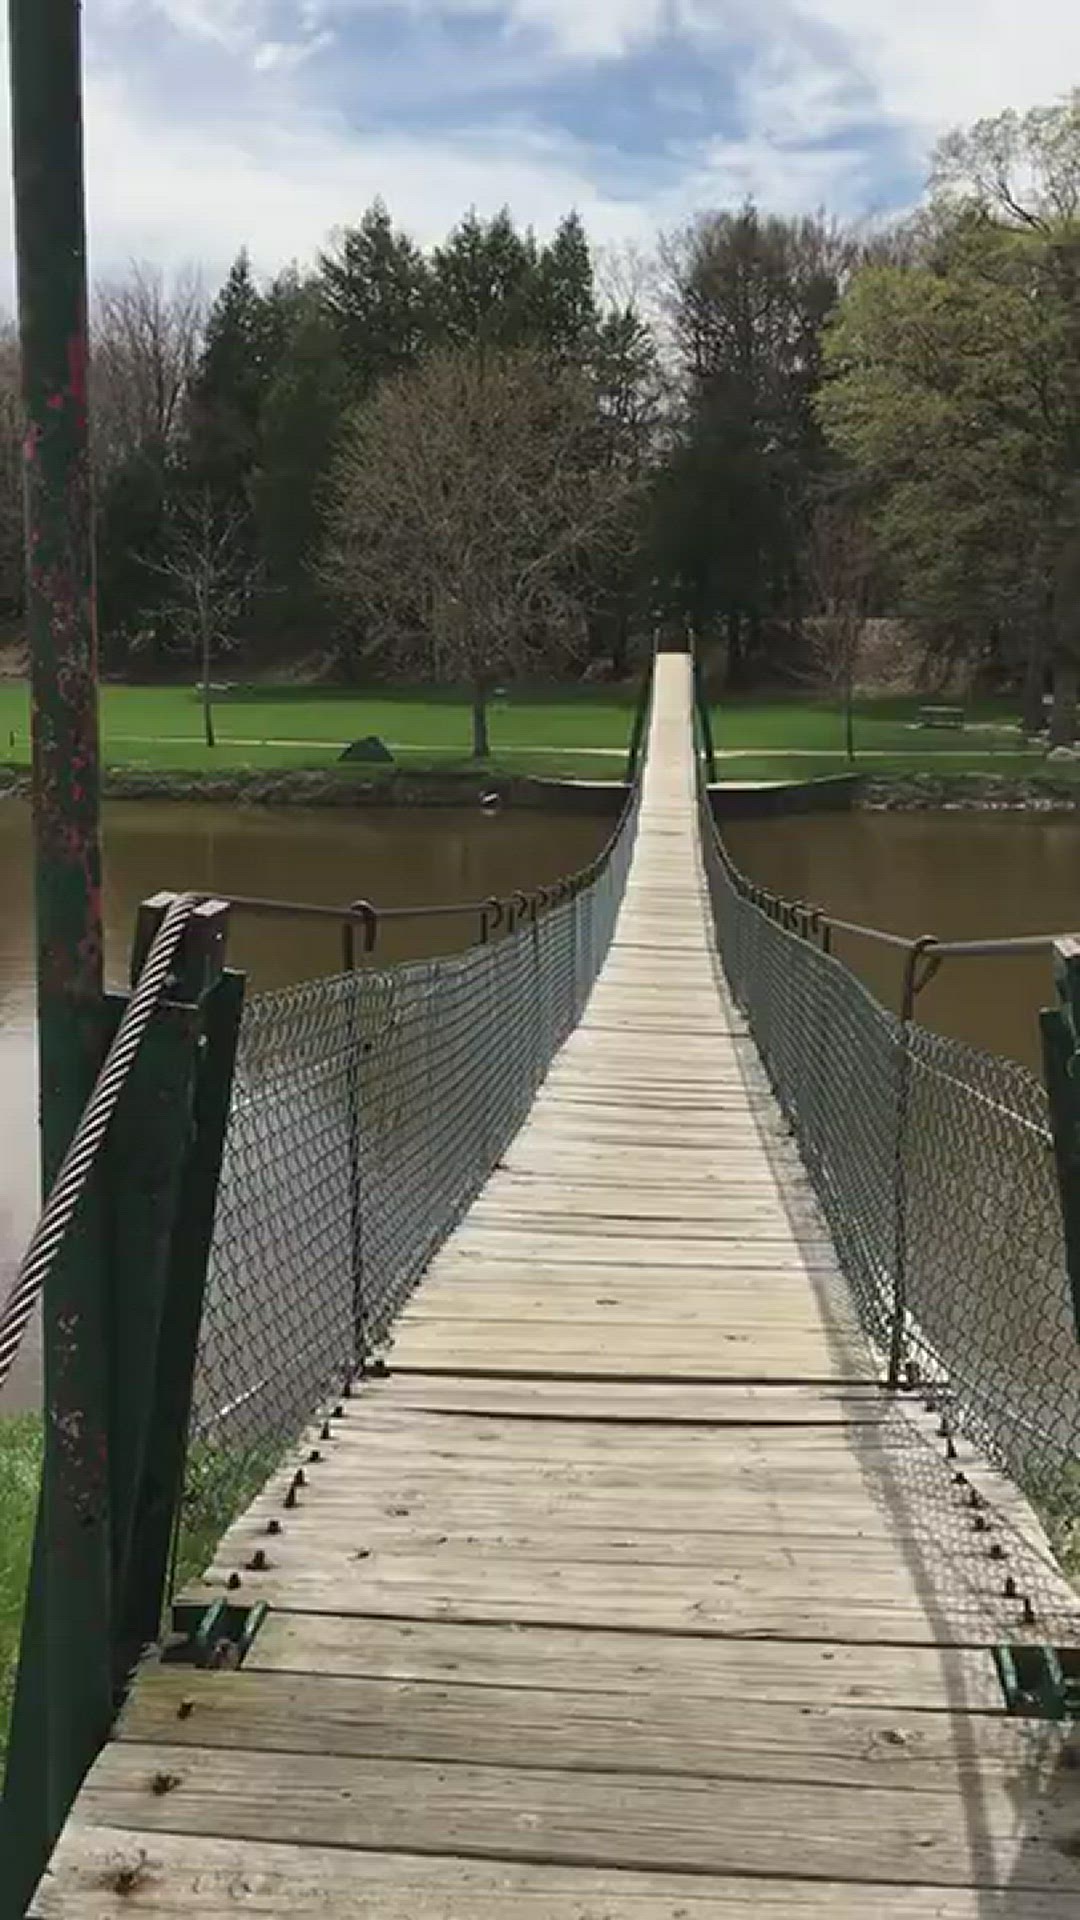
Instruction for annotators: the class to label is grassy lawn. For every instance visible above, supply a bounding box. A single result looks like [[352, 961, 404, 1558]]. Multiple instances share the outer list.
[[0, 1415, 42, 1772], [709, 692, 1079, 783], [0, 681, 638, 779], [0, 680, 1070, 784]]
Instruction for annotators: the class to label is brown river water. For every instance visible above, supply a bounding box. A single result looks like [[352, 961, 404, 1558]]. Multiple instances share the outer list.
[[4, 799, 1079, 1409], [725, 809, 1080, 1072], [0, 797, 606, 1408]]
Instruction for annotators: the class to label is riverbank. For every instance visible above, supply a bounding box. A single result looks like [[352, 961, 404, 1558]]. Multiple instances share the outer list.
[[708, 769, 1080, 817], [861, 772, 1080, 811], [4, 763, 1076, 815], [0, 764, 627, 812], [0, 679, 1078, 812]]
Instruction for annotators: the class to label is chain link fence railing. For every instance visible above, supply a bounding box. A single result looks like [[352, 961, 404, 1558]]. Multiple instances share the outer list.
[[176, 789, 641, 1577], [699, 787, 1080, 1570]]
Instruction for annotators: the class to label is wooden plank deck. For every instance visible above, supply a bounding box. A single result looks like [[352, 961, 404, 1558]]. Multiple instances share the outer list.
[[37, 654, 1080, 1917]]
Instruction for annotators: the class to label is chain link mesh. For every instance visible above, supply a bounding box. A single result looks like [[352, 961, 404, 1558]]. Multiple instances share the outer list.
[[700, 794, 1080, 1572], [177, 794, 640, 1577]]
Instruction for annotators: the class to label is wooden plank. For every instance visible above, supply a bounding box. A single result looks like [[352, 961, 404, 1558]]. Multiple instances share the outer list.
[[70, 1743, 1080, 1892], [469, 1192, 825, 1224], [388, 1330, 869, 1380], [38, 1832, 1080, 1919], [245, 1612, 1004, 1709], [188, 1560, 1043, 1646], [294, 1410, 918, 1457], [119, 1667, 1067, 1793], [429, 1231, 842, 1264], [366, 1375, 900, 1422]]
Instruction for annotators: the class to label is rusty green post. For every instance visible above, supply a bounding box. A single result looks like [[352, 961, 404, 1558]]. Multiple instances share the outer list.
[[11, 0, 103, 1066], [692, 650, 718, 784], [1, 1, 107, 1912], [1042, 936, 1080, 1342]]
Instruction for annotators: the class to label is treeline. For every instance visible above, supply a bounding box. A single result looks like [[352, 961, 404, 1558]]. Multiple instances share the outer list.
[[0, 207, 658, 698], [1, 91, 1080, 739]]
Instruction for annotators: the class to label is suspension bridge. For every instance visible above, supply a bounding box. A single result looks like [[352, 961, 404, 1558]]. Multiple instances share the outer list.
[[6, 649, 1076, 1917]]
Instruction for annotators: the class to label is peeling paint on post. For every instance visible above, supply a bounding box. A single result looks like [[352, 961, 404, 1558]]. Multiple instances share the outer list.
[[0, 0, 109, 1908], [10, 0, 103, 1075]]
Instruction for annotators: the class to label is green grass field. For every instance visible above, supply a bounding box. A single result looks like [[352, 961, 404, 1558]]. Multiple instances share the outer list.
[[0, 680, 1067, 784], [0, 682, 638, 781], [0, 1416, 42, 1772], [707, 692, 1064, 784]]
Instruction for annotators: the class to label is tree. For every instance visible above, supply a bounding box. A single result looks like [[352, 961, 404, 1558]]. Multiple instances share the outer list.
[[252, 278, 347, 638], [186, 252, 284, 508], [145, 492, 257, 747], [820, 95, 1080, 740], [91, 264, 206, 663], [804, 503, 875, 761], [431, 208, 540, 352], [819, 251, 1059, 719], [94, 263, 204, 471], [584, 304, 664, 675], [657, 205, 853, 679], [322, 348, 638, 757], [932, 95, 1080, 232], [533, 212, 599, 360], [320, 201, 432, 394]]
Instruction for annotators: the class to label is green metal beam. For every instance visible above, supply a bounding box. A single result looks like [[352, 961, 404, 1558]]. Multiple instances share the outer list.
[[3, 6, 107, 1912], [1041, 936, 1080, 1343], [11, 0, 104, 1148]]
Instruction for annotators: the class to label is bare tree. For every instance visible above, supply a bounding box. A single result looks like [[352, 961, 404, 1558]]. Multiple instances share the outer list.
[[93, 262, 204, 473], [804, 504, 874, 763], [145, 492, 255, 748], [322, 347, 638, 758]]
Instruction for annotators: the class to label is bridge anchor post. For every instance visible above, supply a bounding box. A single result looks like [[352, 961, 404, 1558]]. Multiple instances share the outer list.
[[1041, 935, 1080, 1342]]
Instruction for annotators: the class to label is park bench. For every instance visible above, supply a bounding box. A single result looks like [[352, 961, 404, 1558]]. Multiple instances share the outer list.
[[918, 704, 964, 730]]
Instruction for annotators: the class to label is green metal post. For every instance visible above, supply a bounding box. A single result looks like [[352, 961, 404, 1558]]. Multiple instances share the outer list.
[[692, 653, 718, 784], [625, 650, 655, 785], [11, 0, 103, 1178], [887, 936, 937, 1388], [1041, 936, 1080, 1342], [1, 903, 245, 1915], [2, 4, 109, 1912], [109, 899, 243, 1659]]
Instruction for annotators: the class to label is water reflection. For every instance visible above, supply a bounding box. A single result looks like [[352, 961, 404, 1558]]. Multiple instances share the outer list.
[[725, 810, 1080, 1072]]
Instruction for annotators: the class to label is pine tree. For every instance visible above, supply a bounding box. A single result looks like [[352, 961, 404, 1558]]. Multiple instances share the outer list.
[[253, 279, 348, 636], [187, 251, 284, 507], [535, 212, 598, 360], [431, 208, 540, 350], [320, 201, 431, 394]]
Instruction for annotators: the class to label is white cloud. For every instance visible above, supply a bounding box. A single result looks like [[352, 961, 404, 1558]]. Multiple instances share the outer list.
[[253, 33, 334, 71], [69, 71, 649, 286], [791, 0, 1080, 134], [319, 0, 670, 60], [1, 0, 1079, 306], [498, 0, 668, 58]]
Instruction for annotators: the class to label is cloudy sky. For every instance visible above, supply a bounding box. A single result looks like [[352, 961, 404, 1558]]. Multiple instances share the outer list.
[[3, 1, 1080, 288]]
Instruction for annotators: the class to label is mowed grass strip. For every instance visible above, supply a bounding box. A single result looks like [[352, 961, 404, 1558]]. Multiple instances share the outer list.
[[0, 682, 637, 776], [0, 681, 1068, 782]]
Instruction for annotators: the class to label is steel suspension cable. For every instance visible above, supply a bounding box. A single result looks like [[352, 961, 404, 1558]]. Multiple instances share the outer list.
[[0, 892, 198, 1395]]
